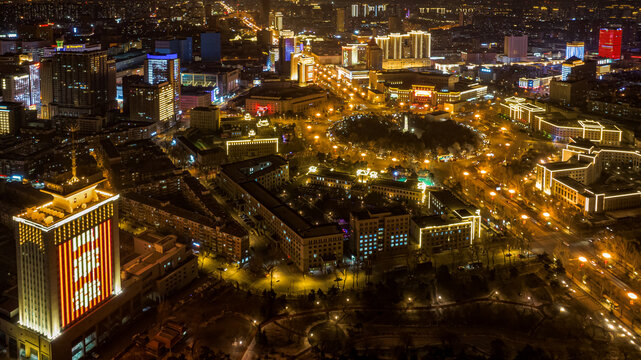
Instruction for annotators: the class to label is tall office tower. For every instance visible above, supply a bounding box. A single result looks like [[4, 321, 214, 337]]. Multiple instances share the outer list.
[[278, 32, 295, 77], [599, 28, 622, 60], [409, 30, 431, 59], [388, 15, 401, 33], [504, 35, 528, 59], [274, 12, 283, 30], [155, 37, 193, 64], [48, 50, 114, 118], [351, 4, 359, 17], [40, 59, 53, 119], [566, 41, 585, 60], [201, 32, 222, 63], [0, 101, 23, 134], [366, 39, 383, 70], [336, 7, 346, 33], [128, 82, 175, 124], [260, 0, 271, 27], [389, 33, 406, 59], [144, 54, 180, 115], [13, 172, 120, 341], [375, 36, 390, 60]]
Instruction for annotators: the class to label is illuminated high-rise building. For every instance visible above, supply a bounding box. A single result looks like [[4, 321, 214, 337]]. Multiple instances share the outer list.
[[128, 81, 175, 124], [389, 33, 406, 59], [0, 101, 23, 134], [409, 30, 431, 59], [297, 56, 315, 86], [13, 172, 120, 342], [599, 28, 622, 60], [48, 50, 115, 118], [566, 41, 585, 60], [144, 54, 180, 115], [0, 73, 30, 107], [375, 36, 390, 60]]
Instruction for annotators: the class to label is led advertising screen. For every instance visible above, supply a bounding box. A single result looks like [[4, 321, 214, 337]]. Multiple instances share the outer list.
[[58, 220, 113, 328]]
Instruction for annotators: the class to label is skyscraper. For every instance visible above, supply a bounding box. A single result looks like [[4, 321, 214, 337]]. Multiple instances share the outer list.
[[566, 41, 585, 60], [599, 28, 622, 60], [47, 50, 114, 118], [375, 36, 390, 60], [201, 32, 222, 63], [144, 54, 180, 115], [13, 173, 120, 340]]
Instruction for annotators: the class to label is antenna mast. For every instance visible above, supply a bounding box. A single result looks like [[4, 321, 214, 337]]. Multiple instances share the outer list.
[[68, 121, 80, 184]]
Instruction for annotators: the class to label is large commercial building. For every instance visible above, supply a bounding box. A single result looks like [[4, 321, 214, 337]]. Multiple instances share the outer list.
[[245, 84, 327, 115], [219, 155, 343, 271], [350, 207, 410, 260], [598, 28, 622, 60], [504, 35, 528, 61], [536, 138, 641, 214], [6, 172, 121, 359], [498, 97, 545, 125], [225, 138, 279, 161], [155, 37, 192, 64], [45, 50, 115, 118], [369, 70, 487, 105], [127, 81, 175, 124], [566, 41, 585, 60]]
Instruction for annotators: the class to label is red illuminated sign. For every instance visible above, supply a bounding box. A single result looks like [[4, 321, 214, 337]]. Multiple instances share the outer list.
[[58, 220, 113, 328]]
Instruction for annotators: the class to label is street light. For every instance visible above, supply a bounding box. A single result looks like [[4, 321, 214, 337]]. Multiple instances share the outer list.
[[489, 191, 496, 197], [520, 214, 528, 220], [602, 252, 612, 260], [480, 169, 487, 175], [463, 171, 469, 176], [628, 292, 638, 300], [542, 212, 550, 218]]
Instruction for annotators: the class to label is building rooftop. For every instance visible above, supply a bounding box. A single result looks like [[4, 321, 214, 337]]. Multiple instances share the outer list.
[[351, 206, 408, 220], [222, 154, 287, 184]]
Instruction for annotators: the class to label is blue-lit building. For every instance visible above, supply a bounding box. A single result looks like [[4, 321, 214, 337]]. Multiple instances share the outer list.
[[350, 207, 410, 260], [155, 37, 192, 64], [144, 54, 180, 115], [566, 41, 585, 60], [200, 32, 221, 63]]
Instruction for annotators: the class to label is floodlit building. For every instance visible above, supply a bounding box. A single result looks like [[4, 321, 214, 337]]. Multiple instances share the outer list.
[[225, 138, 279, 161], [536, 138, 641, 214], [411, 190, 481, 252]]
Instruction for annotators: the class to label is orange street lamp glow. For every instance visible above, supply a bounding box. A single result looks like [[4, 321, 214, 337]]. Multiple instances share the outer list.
[[392, 157, 398, 162], [578, 256, 588, 263], [508, 189, 516, 194], [360, 153, 366, 157], [423, 159, 430, 164], [521, 214, 528, 220], [314, 135, 320, 139], [307, 125, 312, 130], [542, 212, 550, 218], [480, 169, 487, 174], [602, 252, 611, 259], [463, 171, 469, 176], [628, 292, 638, 300], [332, 145, 338, 149], [489, 191, 496, 197]]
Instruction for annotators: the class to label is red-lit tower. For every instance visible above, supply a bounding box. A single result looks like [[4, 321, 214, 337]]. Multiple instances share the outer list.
[[13, 172, 120, 340], [599, 28, 622, 60]]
